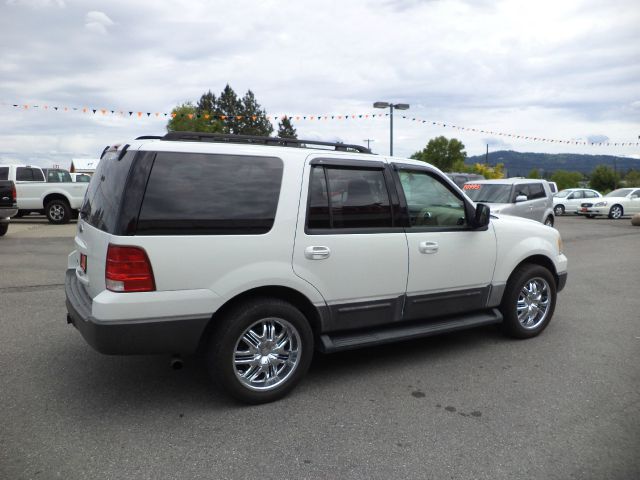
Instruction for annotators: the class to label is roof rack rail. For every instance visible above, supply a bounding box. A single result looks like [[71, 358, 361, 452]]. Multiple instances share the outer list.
[[160, 131, 372, 154]]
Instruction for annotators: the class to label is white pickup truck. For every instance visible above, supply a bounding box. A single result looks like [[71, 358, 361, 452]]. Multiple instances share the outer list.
[[0, 165, 89, 224]]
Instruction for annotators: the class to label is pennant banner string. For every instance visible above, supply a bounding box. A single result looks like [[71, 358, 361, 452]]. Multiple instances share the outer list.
[[2, 101, 638, 147]]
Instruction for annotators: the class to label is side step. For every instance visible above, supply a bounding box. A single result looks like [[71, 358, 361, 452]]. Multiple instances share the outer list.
[[319, 309, 503, 353]]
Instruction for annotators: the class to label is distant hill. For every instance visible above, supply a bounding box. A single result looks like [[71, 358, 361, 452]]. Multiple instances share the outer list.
[[466, 151, 640, 176]]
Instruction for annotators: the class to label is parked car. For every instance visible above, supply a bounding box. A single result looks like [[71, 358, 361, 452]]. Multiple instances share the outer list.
[[463, 178, 555, 226], [576, 188, 640, 219], [65, 132, 568, 404], [553, 188, 601, 215], [70, 173, 92, 183], [0, 177, 18, 237], [446, 172, 485, 188], [547, 181, 558, 194], [0, 164, 88, 224]]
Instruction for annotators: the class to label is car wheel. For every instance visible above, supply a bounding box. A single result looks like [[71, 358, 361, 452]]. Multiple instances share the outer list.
[[500, 264, 557, 339], [608, 205, 623, 219], [586, 215, 596, 219], [544, 215, 554, 227], [45, 199, 71, 224], [0, 223, 8, 237], [206, 297, 313, 404], [554, 205, 564, 216]]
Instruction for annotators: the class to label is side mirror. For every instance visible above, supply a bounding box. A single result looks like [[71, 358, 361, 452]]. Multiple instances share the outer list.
[[515, 195, 528, 203], [472, 203, 490, 229]]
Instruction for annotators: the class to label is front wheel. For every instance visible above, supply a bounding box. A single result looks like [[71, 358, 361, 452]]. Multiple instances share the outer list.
[[500, 264, 557, 339], [608, 205, 623, 219], [206, 298, 313, 404], [45, 199, 71, 224], [554, 205, 564, 216]]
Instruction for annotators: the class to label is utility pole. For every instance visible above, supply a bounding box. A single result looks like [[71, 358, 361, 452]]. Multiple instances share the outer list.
[[363, 139, 375, 150], [485, 144, 489, 163]]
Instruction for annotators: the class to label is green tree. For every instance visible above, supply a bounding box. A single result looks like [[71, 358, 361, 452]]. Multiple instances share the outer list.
[[411, 136, 466, 171], [472, 162, 505, 179], [623, 169, 640, 186], [167, 103, 223, 133], [277, 116, 297, 138], [217, 84, 243, 134], [238, 90, 273, 136], [527, 168, 540, 179], [589, 165, 618, 192], [550, 170, 584, 191]]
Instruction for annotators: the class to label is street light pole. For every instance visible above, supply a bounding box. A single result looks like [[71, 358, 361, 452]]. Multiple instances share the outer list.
[[374, 101, 410, 156]]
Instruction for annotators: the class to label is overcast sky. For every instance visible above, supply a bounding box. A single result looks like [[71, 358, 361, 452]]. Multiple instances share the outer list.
[[1, 0, 639, 168]]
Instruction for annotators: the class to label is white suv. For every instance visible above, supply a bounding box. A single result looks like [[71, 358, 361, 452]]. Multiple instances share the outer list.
[[65, 133, 568, 404]]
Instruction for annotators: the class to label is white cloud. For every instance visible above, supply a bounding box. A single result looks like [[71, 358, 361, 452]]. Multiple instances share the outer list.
[[84, 11, 114, 35], [6, 0, 65, 7], [0, 0, 638, 165]]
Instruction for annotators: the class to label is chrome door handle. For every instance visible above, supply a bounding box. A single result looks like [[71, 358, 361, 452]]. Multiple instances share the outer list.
[[419, 241, 439, 254], [304, 246, 331, 260]]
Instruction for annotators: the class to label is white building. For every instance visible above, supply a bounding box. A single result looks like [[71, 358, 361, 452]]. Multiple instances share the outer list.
[[70, 158, 100, 175]]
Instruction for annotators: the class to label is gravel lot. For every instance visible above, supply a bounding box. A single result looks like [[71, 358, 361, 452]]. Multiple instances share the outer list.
[[1, 215, 639, 480]]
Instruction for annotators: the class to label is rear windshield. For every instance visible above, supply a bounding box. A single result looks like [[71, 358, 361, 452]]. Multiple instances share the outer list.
[[136, 152, 283, 235], [463, 183, 512, 203], [81, 153, 132, 233], [0, 167, 8, 180]]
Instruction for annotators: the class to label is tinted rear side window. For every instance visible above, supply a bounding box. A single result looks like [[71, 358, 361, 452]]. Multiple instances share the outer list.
[[81, 153, 133, 233], [0, 167, 8, 180], [137, 153, 283, 235]]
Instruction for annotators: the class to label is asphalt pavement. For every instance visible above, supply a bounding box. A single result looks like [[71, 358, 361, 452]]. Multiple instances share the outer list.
[[1, 215, 639, 480]]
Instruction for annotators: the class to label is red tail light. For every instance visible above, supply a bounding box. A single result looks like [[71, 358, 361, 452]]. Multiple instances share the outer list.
[[11, 183, 16, 202], [105, 245, 155, 292]]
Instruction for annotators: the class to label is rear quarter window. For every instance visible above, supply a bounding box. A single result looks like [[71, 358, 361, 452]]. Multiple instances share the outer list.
[[136, 152, 284, 235]]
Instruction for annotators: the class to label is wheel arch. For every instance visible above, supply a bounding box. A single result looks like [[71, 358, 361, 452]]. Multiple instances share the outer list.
[[43, 192, 71, 207], [510, 254, 559, 288], [196, 285, 324, 354]]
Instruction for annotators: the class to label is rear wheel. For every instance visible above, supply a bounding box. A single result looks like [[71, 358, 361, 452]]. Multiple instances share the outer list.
[[608, 205, 623, 219], [0, 223, 8, 237], [554, 205, 564, 216], [500, 264, 557, 339], [206, 298, 313, 404], [45, 199, 71, 224]]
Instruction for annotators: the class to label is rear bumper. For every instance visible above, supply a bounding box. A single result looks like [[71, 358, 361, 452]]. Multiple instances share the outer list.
[[65, 269, 210, 355], [0, 207, 18, 219]]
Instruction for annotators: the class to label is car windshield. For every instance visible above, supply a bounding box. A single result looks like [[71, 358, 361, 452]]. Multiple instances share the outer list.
[[463, 183, 512, 203], [554, 190, 571, 198], [605, 188, 632, 198]]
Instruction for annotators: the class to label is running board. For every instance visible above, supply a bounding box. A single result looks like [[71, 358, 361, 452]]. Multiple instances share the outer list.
[[318, 309, 503, 353]]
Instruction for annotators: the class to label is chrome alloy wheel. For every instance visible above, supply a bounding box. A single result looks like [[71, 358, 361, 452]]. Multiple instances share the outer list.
[[233, 318, 301, 391], [516, 277, 551, 329], [49, 204, 65, 221], [610, 205, 622, 219]]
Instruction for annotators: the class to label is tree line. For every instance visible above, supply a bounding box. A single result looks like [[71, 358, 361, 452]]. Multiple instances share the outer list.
[[166, 85, 297, 138]]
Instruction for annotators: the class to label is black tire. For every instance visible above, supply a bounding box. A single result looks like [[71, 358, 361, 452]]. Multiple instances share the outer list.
[[71, 210, 79, 220], [608, 205, 623, 219], [586, 215, 596, 219], [554, 205, 564, 216], [500, 264, 557, 339], [544, 215, 554, 227], [0, 223, 8, 237], [14, 210, 25, 218], [45, 199, 71, 224], [206, 297, 313, 404]]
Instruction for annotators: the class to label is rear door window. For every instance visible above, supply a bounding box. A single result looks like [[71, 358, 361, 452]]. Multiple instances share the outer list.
[[527, 183, 546, 199], [137, 153, 284, 235]]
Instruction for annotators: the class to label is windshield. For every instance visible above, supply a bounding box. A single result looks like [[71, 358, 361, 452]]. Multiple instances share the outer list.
[[554, 190, 571, 198], [463, 183, 512, 203], [605, 188, 632, 198]]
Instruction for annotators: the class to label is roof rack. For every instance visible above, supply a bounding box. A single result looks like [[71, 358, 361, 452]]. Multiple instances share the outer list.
[[152, 132, 372, 154]]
